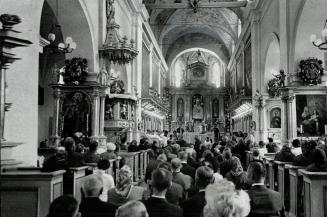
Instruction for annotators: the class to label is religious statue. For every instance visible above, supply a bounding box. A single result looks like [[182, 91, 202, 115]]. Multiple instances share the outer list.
[[110, 80, 125, 94], [192, 95, 203, 120], [105, 103, 113, 120], [106, 0, 115, 25], [120, 103, 128, 119], [273, 69, 286, 88]]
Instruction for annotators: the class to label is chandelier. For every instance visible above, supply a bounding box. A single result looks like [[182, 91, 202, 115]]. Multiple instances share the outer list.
[[310, 19, 327, 50], [45, 0, 76, 54], [100, 0, 138, 65]]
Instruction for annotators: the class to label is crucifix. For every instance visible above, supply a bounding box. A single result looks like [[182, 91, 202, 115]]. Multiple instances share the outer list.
[[144, 0, 248, 13]]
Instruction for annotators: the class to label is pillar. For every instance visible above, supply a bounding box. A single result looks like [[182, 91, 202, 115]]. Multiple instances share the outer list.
[[51, 88, 63, 145], [91, 91, 100, 138], [98, 93, 106, 145]]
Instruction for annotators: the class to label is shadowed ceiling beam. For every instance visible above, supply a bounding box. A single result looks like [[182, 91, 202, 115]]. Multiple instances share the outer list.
[[145, 1, 247, 9]]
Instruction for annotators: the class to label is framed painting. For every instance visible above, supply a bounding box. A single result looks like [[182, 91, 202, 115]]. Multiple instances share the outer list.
[[296, 94, 327, 137], [270, 107, 281, 128]]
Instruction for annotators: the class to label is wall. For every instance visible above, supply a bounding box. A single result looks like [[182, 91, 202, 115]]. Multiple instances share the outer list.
[[1, 0, 45, 166]]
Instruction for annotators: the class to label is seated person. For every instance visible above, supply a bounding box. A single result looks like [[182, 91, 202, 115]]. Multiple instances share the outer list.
[[257, 141, 267, 157], [107, 165, 145, 206], [79, 175, 117, 217], [42, 147, 68, 172], [291, 139, 302, 156], [247, 161, 285, 217], [181, 166, 214, 217], [293, 141, 316, 166], [203, 179, 250, 217], [64, 137, 84, 167], [171, 158, 193, 192], [94, 159, 115, 202], [83, 140, 100, 163], [100, 142, 117, 160], [143, 168, 183, 217], [306, 148, 327, 172], [274, 145, 295, 162], [46, 195, 80, 217], [225, 156, 250, 190], [115, 201, 148, 217], [128, 140, 139, 152], [158, 162, 184, 205], [266, 138, 279, 153]]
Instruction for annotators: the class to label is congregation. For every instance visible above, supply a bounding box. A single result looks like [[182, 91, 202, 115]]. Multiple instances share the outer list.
[[41, 132, 327, 217]]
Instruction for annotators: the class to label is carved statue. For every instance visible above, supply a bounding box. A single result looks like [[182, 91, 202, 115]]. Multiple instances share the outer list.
[[110, 80, 125, 94], [273, 69, 286, 88], [106, 0, 115, 25]]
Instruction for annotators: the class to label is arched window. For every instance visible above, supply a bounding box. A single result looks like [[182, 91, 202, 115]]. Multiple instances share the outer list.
[[174, 59, 184, 87], [212, 62, 221, 88]]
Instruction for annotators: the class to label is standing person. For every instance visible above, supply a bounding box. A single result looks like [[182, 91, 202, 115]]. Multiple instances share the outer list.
[[143, 168, 183, 217], [171, 158, 193, 192], [180, 166, 214, 217], [179, 151, 196, 179], [115, 201, 148, 217], [225, 156, 250, 190], [247, 161, 286, 217]]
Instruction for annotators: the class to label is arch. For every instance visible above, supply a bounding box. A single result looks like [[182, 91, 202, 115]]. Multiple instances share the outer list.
[[263, 33, 280, 92]]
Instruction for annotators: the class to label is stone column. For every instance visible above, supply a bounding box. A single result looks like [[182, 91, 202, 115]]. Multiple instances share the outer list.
[[98, 93, 106, 145], [91, 90, 100, 139], [51, 88, 64, 145], [149, 44, 154, 88], [281, 96, 289, 144]]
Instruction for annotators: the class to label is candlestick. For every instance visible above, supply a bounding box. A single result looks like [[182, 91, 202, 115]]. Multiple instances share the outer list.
[[300, 125, 303, 134], [325, 125, 327, 136]]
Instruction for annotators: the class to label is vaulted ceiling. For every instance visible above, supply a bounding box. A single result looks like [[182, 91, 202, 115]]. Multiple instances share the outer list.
[[144, 0, 246, 65]]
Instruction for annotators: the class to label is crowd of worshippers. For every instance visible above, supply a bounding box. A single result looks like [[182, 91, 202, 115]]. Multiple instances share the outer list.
[[42, 132, 327, 217]]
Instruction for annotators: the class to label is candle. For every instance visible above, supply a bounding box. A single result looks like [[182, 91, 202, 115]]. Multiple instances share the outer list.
[[300, 125, 303, 134], [325, 125, 327, 136]]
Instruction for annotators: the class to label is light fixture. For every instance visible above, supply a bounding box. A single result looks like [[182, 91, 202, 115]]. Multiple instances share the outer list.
[[45, 0, 76, 53], [310, 19, 327, 50]]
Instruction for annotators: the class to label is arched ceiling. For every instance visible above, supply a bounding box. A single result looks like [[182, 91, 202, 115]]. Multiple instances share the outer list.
[[145, 0, 244, 65]]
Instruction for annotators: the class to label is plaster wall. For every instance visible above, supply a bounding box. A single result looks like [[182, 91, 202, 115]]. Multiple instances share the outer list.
[[1, 0, 45, 166]]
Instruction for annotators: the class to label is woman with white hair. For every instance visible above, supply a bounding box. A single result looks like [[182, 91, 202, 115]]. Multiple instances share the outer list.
[[116, 201, 148, 217], [100, 142, 117, 160], [203, 180, 250, 217], [107, 165, 145, 206]]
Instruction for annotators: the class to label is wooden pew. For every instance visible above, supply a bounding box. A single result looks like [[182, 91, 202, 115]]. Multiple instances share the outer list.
[[262, 156, 270, 187], [63, 166, 89, 203], [266, 158, 278, 190], [119, 151, 140, 182], [1, 168, 65, 217], [286, 164, 305, 217], [298, 169, 327, 217], [275, 161, 292, 210]]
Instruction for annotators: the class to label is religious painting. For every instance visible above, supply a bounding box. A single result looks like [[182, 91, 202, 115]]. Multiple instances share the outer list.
[[212, 98, 219, 118], [62, 92, 91, 137], [177, 97, 184, 122], [270, 107, 281, 128], [296, 95, 327, 137], [192, 94, 203, 120]]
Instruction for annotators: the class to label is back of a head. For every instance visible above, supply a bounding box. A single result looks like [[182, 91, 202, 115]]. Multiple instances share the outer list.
[[152, 168, 172, 192], [204, 180, 250, 217], [223, 148, 232, 160], [268, 137, 273, 143], [258, 141, 265, 148], [88, 140, 98, 152], [171, 158, 182, 170], [157, 153, 167, 162], [178, 151, 188, 161], [247, 161, 266, 183], [82, 175, 103, 197], [231, 156, 242, 171], [313, 148, 327, 166], [116, 201, 148, 217], [64, 137, 75, 152], [292, 139, 300, 148], [195, 166, 214, 189], [47, 195, 78, 217], [97, 159, 110, 170], [252, 149, 260, 158], [158, 162, 172, 171]]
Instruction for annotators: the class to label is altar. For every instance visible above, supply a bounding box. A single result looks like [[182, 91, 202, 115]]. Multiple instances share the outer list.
[[183, 132, 215, 144]]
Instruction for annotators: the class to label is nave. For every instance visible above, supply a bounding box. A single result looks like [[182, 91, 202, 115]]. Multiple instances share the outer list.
[[1, 0, 327, 217]]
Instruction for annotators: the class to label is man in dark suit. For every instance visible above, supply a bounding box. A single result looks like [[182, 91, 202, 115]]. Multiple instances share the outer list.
[[247, 161, 286, 217], [171, 158, 193, 192], [145, 154, 167, 182], [79, 175, 117, 217], [180, 166, 214, 217], [179, 151, 196, 179], [143, 168, 183, 217]]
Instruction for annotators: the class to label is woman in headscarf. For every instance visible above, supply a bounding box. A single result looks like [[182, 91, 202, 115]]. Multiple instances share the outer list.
[[107, 165, 145, 206], [225, 156, 250, 190]]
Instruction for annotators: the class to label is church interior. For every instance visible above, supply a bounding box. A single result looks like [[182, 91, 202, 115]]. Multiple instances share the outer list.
[[1, 0, 327, 217]]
